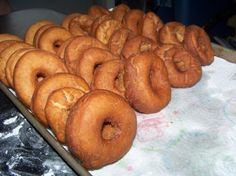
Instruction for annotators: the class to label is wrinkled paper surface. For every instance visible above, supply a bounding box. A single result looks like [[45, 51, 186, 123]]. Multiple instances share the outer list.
[[91, 57, 236, 176]]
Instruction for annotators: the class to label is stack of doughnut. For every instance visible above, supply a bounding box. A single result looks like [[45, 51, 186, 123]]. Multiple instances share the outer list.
[[0, 3, 214, 170]]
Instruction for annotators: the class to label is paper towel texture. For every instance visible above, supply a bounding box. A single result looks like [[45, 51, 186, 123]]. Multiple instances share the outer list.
[[91, 57, 236, 176]]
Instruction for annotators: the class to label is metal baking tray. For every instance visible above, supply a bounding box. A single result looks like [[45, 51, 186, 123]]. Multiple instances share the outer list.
[[0, 82, 92, 176]]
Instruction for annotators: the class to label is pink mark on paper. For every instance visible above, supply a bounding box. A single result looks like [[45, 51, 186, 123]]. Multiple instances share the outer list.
[[126, 165, 134, 172], [137, 116, 168, 143]]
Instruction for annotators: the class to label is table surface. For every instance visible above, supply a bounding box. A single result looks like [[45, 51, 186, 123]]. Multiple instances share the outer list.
[[0, 9, 78, 176]]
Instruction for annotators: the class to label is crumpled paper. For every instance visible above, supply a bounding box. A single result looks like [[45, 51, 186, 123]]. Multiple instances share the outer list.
[[91, 57, 236, 176]]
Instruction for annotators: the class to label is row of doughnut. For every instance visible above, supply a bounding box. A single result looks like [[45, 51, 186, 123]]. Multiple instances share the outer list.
[[0, 3, 214, 170]]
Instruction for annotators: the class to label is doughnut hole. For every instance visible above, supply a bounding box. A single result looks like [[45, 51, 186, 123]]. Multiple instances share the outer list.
[[101, 119, 121, 140], [36, 72, 47, 82]]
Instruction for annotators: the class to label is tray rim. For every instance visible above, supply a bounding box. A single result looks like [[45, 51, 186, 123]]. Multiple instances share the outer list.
[[0, 82, 92, 176]]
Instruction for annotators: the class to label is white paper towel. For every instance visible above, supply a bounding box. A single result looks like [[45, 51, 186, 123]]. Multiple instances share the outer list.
[[91, 57, 236, 176]]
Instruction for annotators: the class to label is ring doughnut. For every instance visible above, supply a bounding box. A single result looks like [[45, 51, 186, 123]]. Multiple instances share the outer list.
[[87, 5, 110, 19], [92, 59, 125, 98], [158, 46, 202, 87], [45, 87, 85, 143], [0, 42, 32, 86], [24, 20, 54, 45], [95, 19, 122, 44], [61, 13, 81, 30], [108, 28, 134, 56], [68, 14, 94, 35], [32, 73, 89, 126], [14, 50, 68, 108], [184, 25, 214, 65], [56, 37, 74, 60], [90, 14, 112, 36], [124, 51, 171, 113], [159, 21, 185, 45], [76, 48, 119, 85], [139, 12, 164, 43], [111, 3, 130, 22], [0, 40, 22, 53], [68, 17, 89, 37], [38, 26, 73, 54], [5, 48, 36, 88], [122, 35, 158, 59], [65, 89, 137, 170], [33, 23, 55, 48], [64, 36, 107, 73], [122, 9, 144, 35], [0, 33, 22, 42]]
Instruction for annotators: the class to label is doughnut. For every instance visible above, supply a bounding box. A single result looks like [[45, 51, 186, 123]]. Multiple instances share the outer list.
[[6, 48, 36, 88], [139, 12, 164, 43], [108, 28, 134, 56], [38, 26, 73, 54], [76, 47, 119, 85], [14, 50, 68, 108], [90, 14, 112, 36], [111, 3, 130, 22], [24, 20, 54, 45], [68, 14, 94, 35], [87, 5, 110, 19], [0, 40, 21, 53], [122, 35, 158, 59], [159, 22, 185, 46], [0, 42, 32, 86], [122, 9, 144, 35], [0, 33, 22, 42], [157, 46, 202, 87], [95, 19, 122, 44], [56, 37, 74, 60], [184, 25, 214, 66], [64, 36, 107, 73], [68, 16, 89, 36], [124, 51, 171, 113], [65, 89, 137, 170], [92, 59, 125, 98], [61, 13, 81, 30], [33, 23, 55, 48], [45, 87, 85, 143], [32, 73, 90, 126]]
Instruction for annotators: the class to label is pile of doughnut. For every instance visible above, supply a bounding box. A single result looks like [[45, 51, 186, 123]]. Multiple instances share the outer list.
[[0, 4, 214, 170]]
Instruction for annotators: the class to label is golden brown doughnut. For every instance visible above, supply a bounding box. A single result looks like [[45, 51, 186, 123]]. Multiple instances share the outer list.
[[111, 3, 130, 22], [159, 21, 185, 45], [33, 23, 55, 48], [24, 20, 54, 45], [56, 37, 74, 59], [108, 27, 134, 56], [61, 13, 81, 30], [76, 47, 119, 85], [38, 26, 73, 54], [92, 59, 125, 98], [0, 40, 21, 53], [68, 17, 89, 37], [184, 25, 214, 66], [87, 5, 110, 19], [138, 11, 164, 43], [32, 73, 90, 126], [0, 33, 22, 42], [14, 50, 68, 108], [64, 36, 107, 73], [158, 46, 202, 87], [45, 87, 85, 143], [68, 14, 94, 35], [124, 51, 171, 113], [0, 42, 32, 86], [5, 48, 36, 88], [122, 35, 158, 59], [90, 14, 112, 36], [122, 9, 144, 35], [65, 89, 137, 170], [95, 19, 122, 45]]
